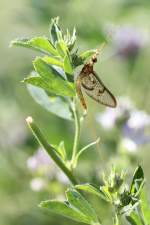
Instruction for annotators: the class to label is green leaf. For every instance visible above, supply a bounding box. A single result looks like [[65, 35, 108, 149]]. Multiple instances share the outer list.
[[40, 189, 100, 225], [66, 189, 99, 223], [11, 37, 58, 56], [56, 40, 68, 57], [126, 211, 142, 225], [75, 183, 110, 202], [141, 191, 150, 223], [130, 166, 144, 196], [67, 27, 76, 51], [53, 141, 67, 161], [64, 53, 73, 75], [33, 58, 75, 97], [27, 85, 72, 120], [23, 76, 50, 91], [40, 200, 90, 224], [100, 186, 112, 202], [42, 56, 63, 68], [49, 17, 63, 46]]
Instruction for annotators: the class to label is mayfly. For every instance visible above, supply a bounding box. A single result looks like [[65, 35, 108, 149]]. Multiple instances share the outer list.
[[75, 46, 117, 111]]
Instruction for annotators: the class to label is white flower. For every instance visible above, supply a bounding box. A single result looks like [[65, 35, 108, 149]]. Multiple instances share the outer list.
[[56, 170, 69, 185], [30, 177, 46, 192], [127, 111, 150, 130], [96, 108, 117, 129], [27, 148, 52, 172], [121, 138, 138, 153]]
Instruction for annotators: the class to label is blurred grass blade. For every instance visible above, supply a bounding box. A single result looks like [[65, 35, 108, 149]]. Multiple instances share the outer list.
[[11, 37, 58, 56]]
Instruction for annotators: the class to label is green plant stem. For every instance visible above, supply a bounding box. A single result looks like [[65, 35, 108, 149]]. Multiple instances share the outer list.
[[71, 100, 81, 168], [26, 116, 78, 185]]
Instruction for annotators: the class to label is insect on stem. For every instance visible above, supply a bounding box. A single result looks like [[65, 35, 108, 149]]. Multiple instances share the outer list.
[[75, 43, 117, 111]]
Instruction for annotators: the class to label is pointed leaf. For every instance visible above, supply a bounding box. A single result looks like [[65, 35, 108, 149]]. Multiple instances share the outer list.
[[56, 40, 68, 57], [57, 141, 67, 161], [11, 37, 58, 56], [42, 56, 63, 68], [66, 189, 99, 224], [64, 53, 73, 75], [33, 58, 75, 97], [23, 76, 50, 91], [52, 141, 67, 161], [40, 200, 92, 224], [49, 17, 63, 46], [130, 166, 144, 196], [126, 212, 142, 225], [75, 183, 109, 202], [27, 84, 72, 120], [39, 189, 100, 225]]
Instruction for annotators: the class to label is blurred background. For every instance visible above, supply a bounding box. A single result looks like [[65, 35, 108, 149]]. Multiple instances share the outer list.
[[1, 0, 150, 224]]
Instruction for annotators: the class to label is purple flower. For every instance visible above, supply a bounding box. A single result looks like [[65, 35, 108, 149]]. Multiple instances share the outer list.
[[122, 111, 150, 146], [27, 147, 52, 172], [112, 25, 148, 58], [96, 96, 134, 130], [97, 96, 150, 149], [27, 147, 69, 184]]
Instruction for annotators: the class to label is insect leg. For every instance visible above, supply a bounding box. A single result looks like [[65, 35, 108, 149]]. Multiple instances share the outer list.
[[76, 76, 87, 111]]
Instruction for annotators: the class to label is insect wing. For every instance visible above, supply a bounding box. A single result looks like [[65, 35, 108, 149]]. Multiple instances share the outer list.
[[81, 72, 117, 108]]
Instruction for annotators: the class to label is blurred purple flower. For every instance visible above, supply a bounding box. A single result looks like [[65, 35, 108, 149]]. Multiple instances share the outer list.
[[96, 96, 134, 130], [27, 147, 52, 172], [27, 147, 69, 185], [112, 25, 148, 58], [97, 96, 150, 149], [122, 111, 150, 146]]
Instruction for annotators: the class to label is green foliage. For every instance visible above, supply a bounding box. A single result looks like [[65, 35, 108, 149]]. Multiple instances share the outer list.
[[11, 17, 150, 225], [11, 17, 98, 120], [23, 57, 75, 97], [75, 183, 110, 202], [27, 85, 72, 120], [10, 37, 58, 56], [40, 189, 100, 225]]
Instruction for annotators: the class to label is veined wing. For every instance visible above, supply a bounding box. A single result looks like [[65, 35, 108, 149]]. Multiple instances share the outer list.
[[81, 71, 117, 108]]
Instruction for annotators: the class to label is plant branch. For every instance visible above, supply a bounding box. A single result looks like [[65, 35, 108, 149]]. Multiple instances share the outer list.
[[26, 116, 78, 185], [71, 99, 81, 168]]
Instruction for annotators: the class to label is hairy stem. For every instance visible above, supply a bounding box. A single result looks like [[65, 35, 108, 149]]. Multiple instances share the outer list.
[[26, 116, 78, 185]]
